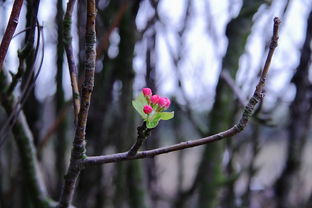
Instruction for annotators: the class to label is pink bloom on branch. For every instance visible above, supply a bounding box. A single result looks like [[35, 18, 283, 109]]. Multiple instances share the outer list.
[[142, 88, 152, 97], [143, 105, 153, 114], [164, 97, 171, 108], [150, 95, 160, 104], [158, 97, 170, 108]]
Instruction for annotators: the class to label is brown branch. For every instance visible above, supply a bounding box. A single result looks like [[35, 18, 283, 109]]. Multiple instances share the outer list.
[[0, 0, 24, 70], [58, 0, 96, 207], [221, 71, 275, 126], [63, 0, 80, 125], [83, 17, 281, 167], [84, 126, 239, 166], [127, 122, 152, 156]]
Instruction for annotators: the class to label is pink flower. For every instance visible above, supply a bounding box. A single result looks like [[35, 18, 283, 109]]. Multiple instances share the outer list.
[[164, 97, 171, 108], [143, 105, 153, 114], [150, 95, 160, 105], [142, 88, 152, 97], [158, 97, 167, 108], [158, 97, 171, 109]]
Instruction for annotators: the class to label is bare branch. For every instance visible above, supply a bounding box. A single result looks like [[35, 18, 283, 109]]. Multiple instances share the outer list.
[[0, 21, 43, 147], [58, 0, 96, 207], [0, 0, 24, 70], [127, 122, 152, 156], [83, 17, 281, 167], [63, 0, 80, 125]]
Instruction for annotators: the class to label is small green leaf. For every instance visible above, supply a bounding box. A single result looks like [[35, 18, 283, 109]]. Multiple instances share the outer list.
[[132, 93, 148, 119], [159, 111, 174, 120], [136, 92, 148, 105], [146, 113, 161, 128], [132, 100, 146, 118], [146, 120, 160, 128]]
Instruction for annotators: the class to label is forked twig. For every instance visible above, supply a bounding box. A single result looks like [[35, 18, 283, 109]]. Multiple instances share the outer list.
[[58, 0, 97, 207]]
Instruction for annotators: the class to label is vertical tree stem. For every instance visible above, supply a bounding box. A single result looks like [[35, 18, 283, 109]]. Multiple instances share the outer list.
[[0, 0, 24, 70], [63, 0, 80, 124], [58, 0, 96, 207]]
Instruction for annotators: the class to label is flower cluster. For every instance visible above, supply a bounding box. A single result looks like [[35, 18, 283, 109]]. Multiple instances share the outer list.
[[142, 88, 171, 115], [132, 88, 174, 128]]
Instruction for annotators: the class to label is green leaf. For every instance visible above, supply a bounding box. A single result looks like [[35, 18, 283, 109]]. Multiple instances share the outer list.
[[146, 112, 174, 129], [146, 119, 160, 128], [146, 112, 161, 129], [132, 100, 146, 119], [159, 111, 174, 120], [146, 113, 161, 128], [132, 93, 148, 119]]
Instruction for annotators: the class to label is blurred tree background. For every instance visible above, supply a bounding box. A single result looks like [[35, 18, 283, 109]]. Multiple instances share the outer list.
[[0, 0, 312, 208]]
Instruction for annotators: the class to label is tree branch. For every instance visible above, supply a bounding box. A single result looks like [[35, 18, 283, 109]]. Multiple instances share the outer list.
[[127, 122, 152, 156], [0, 0, 24, 70], [63, 0, 80, 125], [58, 0, 96, 207], [83, 17, 281, 167]]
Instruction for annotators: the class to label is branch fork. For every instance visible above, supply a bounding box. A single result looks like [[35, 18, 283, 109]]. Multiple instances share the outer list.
[[128, 122, 152, 156]]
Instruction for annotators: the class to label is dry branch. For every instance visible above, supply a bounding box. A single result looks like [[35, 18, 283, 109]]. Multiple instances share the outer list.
[[63, 0, 80, 124], [58, 0, 96, 207], [127, 122, 152, 156], [0, 0, 24, 70]]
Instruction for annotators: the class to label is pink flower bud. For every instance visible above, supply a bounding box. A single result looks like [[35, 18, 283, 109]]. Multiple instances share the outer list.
[[164, 97, 171, 108], [142, 88, 152, 97], [158, 97, 167, 108], [158, 97, 171, 109], [150, 95, 160, 105], [143, 105, 153, 114]]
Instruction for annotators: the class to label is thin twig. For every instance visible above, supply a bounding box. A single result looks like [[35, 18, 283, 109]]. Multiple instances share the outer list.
[[7, 52, 25, 95], [12, 25, 40, 38], [0, 59, 53, 208], [127, 122, 152, 156], [0, 0, 24, 70], [0, 21, 43, 147], [83, 17, 281, 167], [63, 0, 80, 125], [58, 0, 96, 207]]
